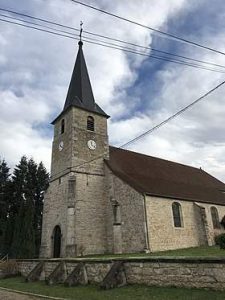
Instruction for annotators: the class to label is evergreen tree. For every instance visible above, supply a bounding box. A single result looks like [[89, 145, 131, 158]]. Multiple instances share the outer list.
[[9, 156, 29, 257], [9, 157, 49, 258], [34, 162, 49, 256], [12, 199, 35, 258], [3, 156, 49, 258], [0, 159, 10, 255]]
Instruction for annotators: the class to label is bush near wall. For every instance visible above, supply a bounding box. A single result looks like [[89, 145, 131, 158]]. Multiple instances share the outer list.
[[215, 233, 225, 249], [0, 260, 19, 278]]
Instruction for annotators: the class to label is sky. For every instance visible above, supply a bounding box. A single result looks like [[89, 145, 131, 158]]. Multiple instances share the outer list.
[[0, 0, 225, 182]]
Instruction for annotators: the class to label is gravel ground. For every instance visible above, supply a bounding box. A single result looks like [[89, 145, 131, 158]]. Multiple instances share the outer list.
[[0, 290, 43, 300]]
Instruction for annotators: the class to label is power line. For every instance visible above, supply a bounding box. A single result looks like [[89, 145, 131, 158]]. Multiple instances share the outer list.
[[0, 7, 80, 33], [0, 13, 81, 39], [83, 30, 225, 70], [70, 0, 225, 57], [1, 11, 223, 168], [1, 17, 225, 74], [120, 80, 225, 149], [73, 79, 225, 169], [1, 7, 225, 70]]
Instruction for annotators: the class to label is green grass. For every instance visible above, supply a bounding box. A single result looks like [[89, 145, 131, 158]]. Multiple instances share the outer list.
[[80, 245, 225, 260], [1, 277, 225, 300]]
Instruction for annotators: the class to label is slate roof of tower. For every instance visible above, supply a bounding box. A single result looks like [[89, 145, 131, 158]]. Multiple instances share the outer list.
[[52, 41, 108, 124], [105, 146, 225, 205]]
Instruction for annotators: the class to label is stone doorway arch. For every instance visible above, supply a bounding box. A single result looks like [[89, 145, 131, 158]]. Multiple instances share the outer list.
[[53, 225, 61, 258]]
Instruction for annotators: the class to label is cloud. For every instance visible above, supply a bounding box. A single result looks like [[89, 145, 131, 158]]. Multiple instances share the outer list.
[[1, 0, 225, 183]]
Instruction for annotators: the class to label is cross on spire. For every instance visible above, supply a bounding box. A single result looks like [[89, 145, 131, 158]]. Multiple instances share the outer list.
[[79, 21, 83, 42]]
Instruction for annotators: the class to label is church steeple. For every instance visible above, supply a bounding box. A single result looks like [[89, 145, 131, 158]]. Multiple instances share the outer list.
[[63, 41, 108, 118]]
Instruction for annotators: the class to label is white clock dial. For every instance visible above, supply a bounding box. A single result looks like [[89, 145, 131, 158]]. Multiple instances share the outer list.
[[87, 140, 96, 150], [58, 141, 64, 151]]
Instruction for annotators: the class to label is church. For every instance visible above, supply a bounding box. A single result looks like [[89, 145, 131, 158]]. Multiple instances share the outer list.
[[40, 41, 225, 258]]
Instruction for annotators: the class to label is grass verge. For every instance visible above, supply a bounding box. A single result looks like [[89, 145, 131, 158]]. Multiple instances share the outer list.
[[1, 277, 225, 300], [81, 245, 225, 259]]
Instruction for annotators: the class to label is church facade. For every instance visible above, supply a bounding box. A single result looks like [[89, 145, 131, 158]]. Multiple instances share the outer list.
[[40, 41, 225, 258]]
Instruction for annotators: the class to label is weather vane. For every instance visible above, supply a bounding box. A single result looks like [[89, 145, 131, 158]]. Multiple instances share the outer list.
[[79, 21, 83, 42]]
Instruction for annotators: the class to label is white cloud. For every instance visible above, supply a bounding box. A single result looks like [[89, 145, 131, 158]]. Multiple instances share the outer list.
[[1, 0, 225, 183]]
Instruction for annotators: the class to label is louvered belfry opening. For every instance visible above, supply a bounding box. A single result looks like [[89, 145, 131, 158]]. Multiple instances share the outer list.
[[87, 116, 94, 131]]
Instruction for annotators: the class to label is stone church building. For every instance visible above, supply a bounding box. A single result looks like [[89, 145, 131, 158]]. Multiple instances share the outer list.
[[40, 41, 225, 258]]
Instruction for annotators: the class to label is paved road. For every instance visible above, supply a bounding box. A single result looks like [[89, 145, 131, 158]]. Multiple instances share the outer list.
[[0, 290, 43, 300]]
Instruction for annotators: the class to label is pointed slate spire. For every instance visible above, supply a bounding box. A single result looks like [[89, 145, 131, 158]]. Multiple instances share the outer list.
[[63, 41, 108, 118]]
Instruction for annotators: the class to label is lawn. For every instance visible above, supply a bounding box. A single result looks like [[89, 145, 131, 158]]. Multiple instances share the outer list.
[[1, 277, 225, 300], [79, 245, 225, 260]]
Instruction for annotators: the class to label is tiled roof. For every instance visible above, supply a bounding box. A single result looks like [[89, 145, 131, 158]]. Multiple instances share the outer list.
[[106, 146, 225, 205]]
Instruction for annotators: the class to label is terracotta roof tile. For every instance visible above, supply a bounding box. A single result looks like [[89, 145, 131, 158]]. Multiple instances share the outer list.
[[106, 146, 225, 205]]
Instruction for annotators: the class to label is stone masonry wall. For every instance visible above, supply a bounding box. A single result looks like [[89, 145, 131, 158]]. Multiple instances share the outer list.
[[16, 258, 225, 290], [40, 174, 70, 258], [105, 166, 147, 253], [41, 106, 109, 257], [146, 196, 225, 252], [74, 172, 108, 255]]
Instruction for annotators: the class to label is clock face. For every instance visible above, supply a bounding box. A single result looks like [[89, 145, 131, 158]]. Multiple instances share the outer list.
[[58, 141, 64, 151], [87, 140, 96, 150]]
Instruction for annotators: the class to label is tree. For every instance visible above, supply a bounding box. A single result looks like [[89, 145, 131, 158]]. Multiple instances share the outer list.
[[34, 162, 49, 256], [8, 156, 29, 257], [4, 157, 49, 258], [0, 159, 10, 255]]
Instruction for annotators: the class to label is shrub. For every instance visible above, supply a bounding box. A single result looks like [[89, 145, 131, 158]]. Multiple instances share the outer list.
[[215, 233, 225, 249], [0, 260, 19, 278]]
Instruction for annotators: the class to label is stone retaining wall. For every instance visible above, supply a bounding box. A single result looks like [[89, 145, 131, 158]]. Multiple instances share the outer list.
[[15, 257, 225, 290]]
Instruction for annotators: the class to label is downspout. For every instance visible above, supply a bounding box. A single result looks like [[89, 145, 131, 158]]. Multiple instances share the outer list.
[[143, 193, 150, 252]]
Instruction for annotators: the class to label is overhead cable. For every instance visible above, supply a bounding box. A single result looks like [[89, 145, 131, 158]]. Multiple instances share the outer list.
[[1, 8, 225, 70], [1, 17, 225, 73], [120, 80, 225, 149], [70, 0, 225, 56]]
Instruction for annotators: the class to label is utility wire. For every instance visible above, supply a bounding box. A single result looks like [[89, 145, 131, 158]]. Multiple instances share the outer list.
[[1, 17, 225, 74], [73, 79, 225, 169], [83, 30, 225, 70], [1, 12, 223, 167], [120, 80, 225, 149], [1, 8, 225, 70], [70, 0, 225, 57], [0, 13, 81, 38]]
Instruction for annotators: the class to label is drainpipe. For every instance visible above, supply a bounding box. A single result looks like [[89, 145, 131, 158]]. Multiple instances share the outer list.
[[143, 193, 150, 252]]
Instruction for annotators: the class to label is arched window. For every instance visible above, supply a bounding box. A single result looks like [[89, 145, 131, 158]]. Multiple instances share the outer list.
[[211, 206, 220, 229], [172, 202, 183, 227], [61, 119, 65, 134], [52, 225, 61, 258], [87, 116, 94, 131]]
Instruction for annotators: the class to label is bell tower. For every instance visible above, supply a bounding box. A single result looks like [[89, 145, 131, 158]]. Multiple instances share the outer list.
[[40, 41, 110, 258]]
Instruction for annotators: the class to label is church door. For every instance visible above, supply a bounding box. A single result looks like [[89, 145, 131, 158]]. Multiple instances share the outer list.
[[53, 225, 61, 258]]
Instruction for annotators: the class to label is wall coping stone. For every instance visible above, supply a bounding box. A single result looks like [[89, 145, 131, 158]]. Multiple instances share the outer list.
[[16, 256, 225, 264]]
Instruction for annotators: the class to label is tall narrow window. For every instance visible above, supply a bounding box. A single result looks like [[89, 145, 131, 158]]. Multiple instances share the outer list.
[[61, 119, 65, 134], [172, 202, 183, 227], [53, 225, 61, 258], [211, 206, 220, 229], [87, 116, 94, 131], [113, 202, 121, 225]]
